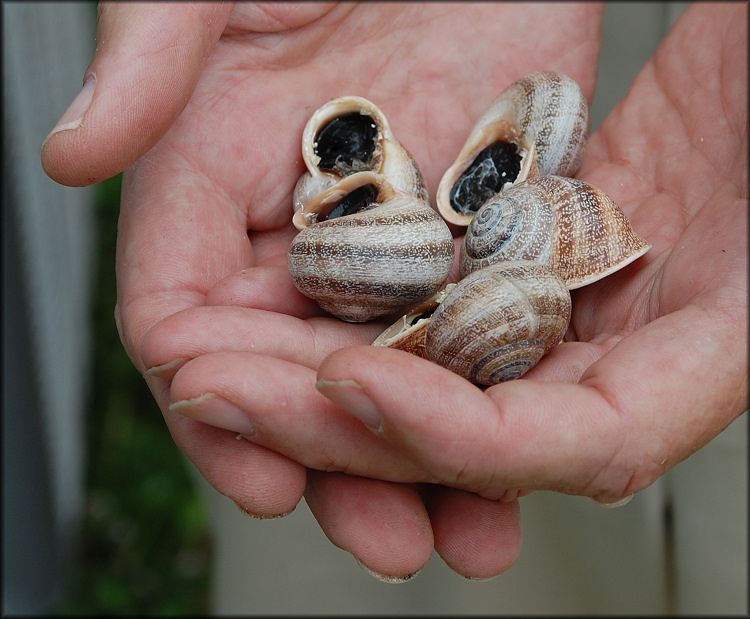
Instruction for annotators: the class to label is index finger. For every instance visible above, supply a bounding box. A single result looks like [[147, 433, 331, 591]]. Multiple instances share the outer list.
[[315, 302, 746, 504]]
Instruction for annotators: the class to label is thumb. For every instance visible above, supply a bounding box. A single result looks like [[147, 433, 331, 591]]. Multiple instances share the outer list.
[[41, 2, 234, 187]]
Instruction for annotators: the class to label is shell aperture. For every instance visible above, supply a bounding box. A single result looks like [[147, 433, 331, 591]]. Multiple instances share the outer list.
[[320, 183, 380, 221], [449, 141, 522, 217], [314, 112, 379, 176]]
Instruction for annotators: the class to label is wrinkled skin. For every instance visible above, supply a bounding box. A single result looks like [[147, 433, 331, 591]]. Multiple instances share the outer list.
[[42, 2, 747, 581]]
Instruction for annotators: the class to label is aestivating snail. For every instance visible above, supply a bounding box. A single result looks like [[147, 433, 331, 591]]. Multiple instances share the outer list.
[[293, 95, 428, 213], [288, 76, 649, 384], [288, 170, 455, 323], [436, 70, 590, 227], [460, 175, 652, 288], [374, 260, 572, 386]]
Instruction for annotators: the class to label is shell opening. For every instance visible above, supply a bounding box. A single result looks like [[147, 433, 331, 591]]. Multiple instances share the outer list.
[[320, 183, 380, 221], [314, 112, 379, 176], [372, 283, 456, 350], [393, 305, 439, 336], [449, 141, 522, 216], [409, 305, 438, 325]]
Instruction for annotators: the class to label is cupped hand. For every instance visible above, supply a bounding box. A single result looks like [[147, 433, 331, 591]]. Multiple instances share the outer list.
[[42, 2, 605, 580], [168, 2, 747, 513]]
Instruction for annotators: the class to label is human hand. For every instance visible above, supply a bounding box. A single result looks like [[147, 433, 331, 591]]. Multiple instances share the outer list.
[[168, 2, 747, 514], [41, 2, 604, 580]]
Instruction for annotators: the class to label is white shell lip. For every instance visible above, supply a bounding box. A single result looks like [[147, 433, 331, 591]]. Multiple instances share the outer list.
[[301, 95, 389, 178], [298, 95, 428, 203], [565, 242, 651, 289], [436, 70, 590, 228], [292, 170, 396, 231], [436, 127, 538, 228]]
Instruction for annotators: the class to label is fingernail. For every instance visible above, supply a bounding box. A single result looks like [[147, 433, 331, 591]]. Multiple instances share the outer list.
[[593, 494, 634, 508], [356, 559, 422, 584], [315, 379, 382, 431], [464, 574, 500, 582], [44, 74, 95, 141], [169, 393, 256, 436], [235, 501, 295, 520], [145, 357, 190, 379]]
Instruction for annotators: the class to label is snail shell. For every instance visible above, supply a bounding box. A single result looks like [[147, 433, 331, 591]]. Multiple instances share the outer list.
[[288, 171, 455, 322], [460, 175, 651, 289], [437, 71, 590, 226], [424, 260, 571, 385], [294, 95, 428, 212], [371, 285, 456, 358], [373, 260, 571, 385]]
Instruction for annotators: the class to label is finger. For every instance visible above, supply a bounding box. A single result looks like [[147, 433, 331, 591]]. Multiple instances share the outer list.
[[315, 313, 744, 505], [167, 351, 434, 483], [205, 264, 324, 317], [305, 471, 434, 582], [315, 347, 562, 496], [41, 2, 233, 186], [420, 485, 522, 580], [172, 415, 307, 518], [149, 376, 307, 518], [522, 339, 610, 383], [140, 305, 384, 379]]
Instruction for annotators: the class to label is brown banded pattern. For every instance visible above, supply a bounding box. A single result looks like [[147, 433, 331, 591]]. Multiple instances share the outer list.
[[460, 176, 651, 289], [288, 172, 454, 322], [436, 70, 590, 227], [424, 260, 572, 385]]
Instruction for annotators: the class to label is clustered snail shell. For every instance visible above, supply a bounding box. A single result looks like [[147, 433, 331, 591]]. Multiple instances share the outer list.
[[287, 71, 651, 385], [460, 175, 652, 288], [287, 97, 454, 323], [293, 95, 429, 211], [373, 260, 572, 385], [436, 70, 590, 227]]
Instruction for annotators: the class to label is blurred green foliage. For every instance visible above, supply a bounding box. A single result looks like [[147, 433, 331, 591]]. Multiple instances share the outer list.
[[57, 175, 213, 615]]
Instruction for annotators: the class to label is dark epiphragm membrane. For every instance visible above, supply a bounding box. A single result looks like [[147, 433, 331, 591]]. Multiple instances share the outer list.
[[321, 184, 380, 221], [314, 112, 379, 176], [449, 141, 522, 216]]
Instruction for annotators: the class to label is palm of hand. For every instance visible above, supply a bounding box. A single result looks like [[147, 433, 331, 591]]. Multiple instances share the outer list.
[[115, 3, 746, 579], [113, 3, 602, 579], [121, 2, 601, 432]]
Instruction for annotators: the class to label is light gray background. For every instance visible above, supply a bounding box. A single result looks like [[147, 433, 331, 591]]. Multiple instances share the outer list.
[[3, 2, 95, 614]]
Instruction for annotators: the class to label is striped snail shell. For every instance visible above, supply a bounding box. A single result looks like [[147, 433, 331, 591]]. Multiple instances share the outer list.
[[371, 285, 456, 359], [288, 171, 455, 323], [437, 71, 590, 226], [425, 261, 571, 385], [460, 176, 651, 289], [374, 260, 571, 385], [294, 95, 428, 212]]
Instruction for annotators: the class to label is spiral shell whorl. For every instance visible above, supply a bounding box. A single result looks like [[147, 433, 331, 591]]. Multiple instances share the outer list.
[[424, 261, 571, 385], [461, 176, 651, 288], [504, 71, 589, 177], [460, 182, 556, 271]]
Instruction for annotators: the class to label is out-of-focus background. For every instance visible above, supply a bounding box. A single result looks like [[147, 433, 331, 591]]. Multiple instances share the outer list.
[[3, 2, 746, 616]]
